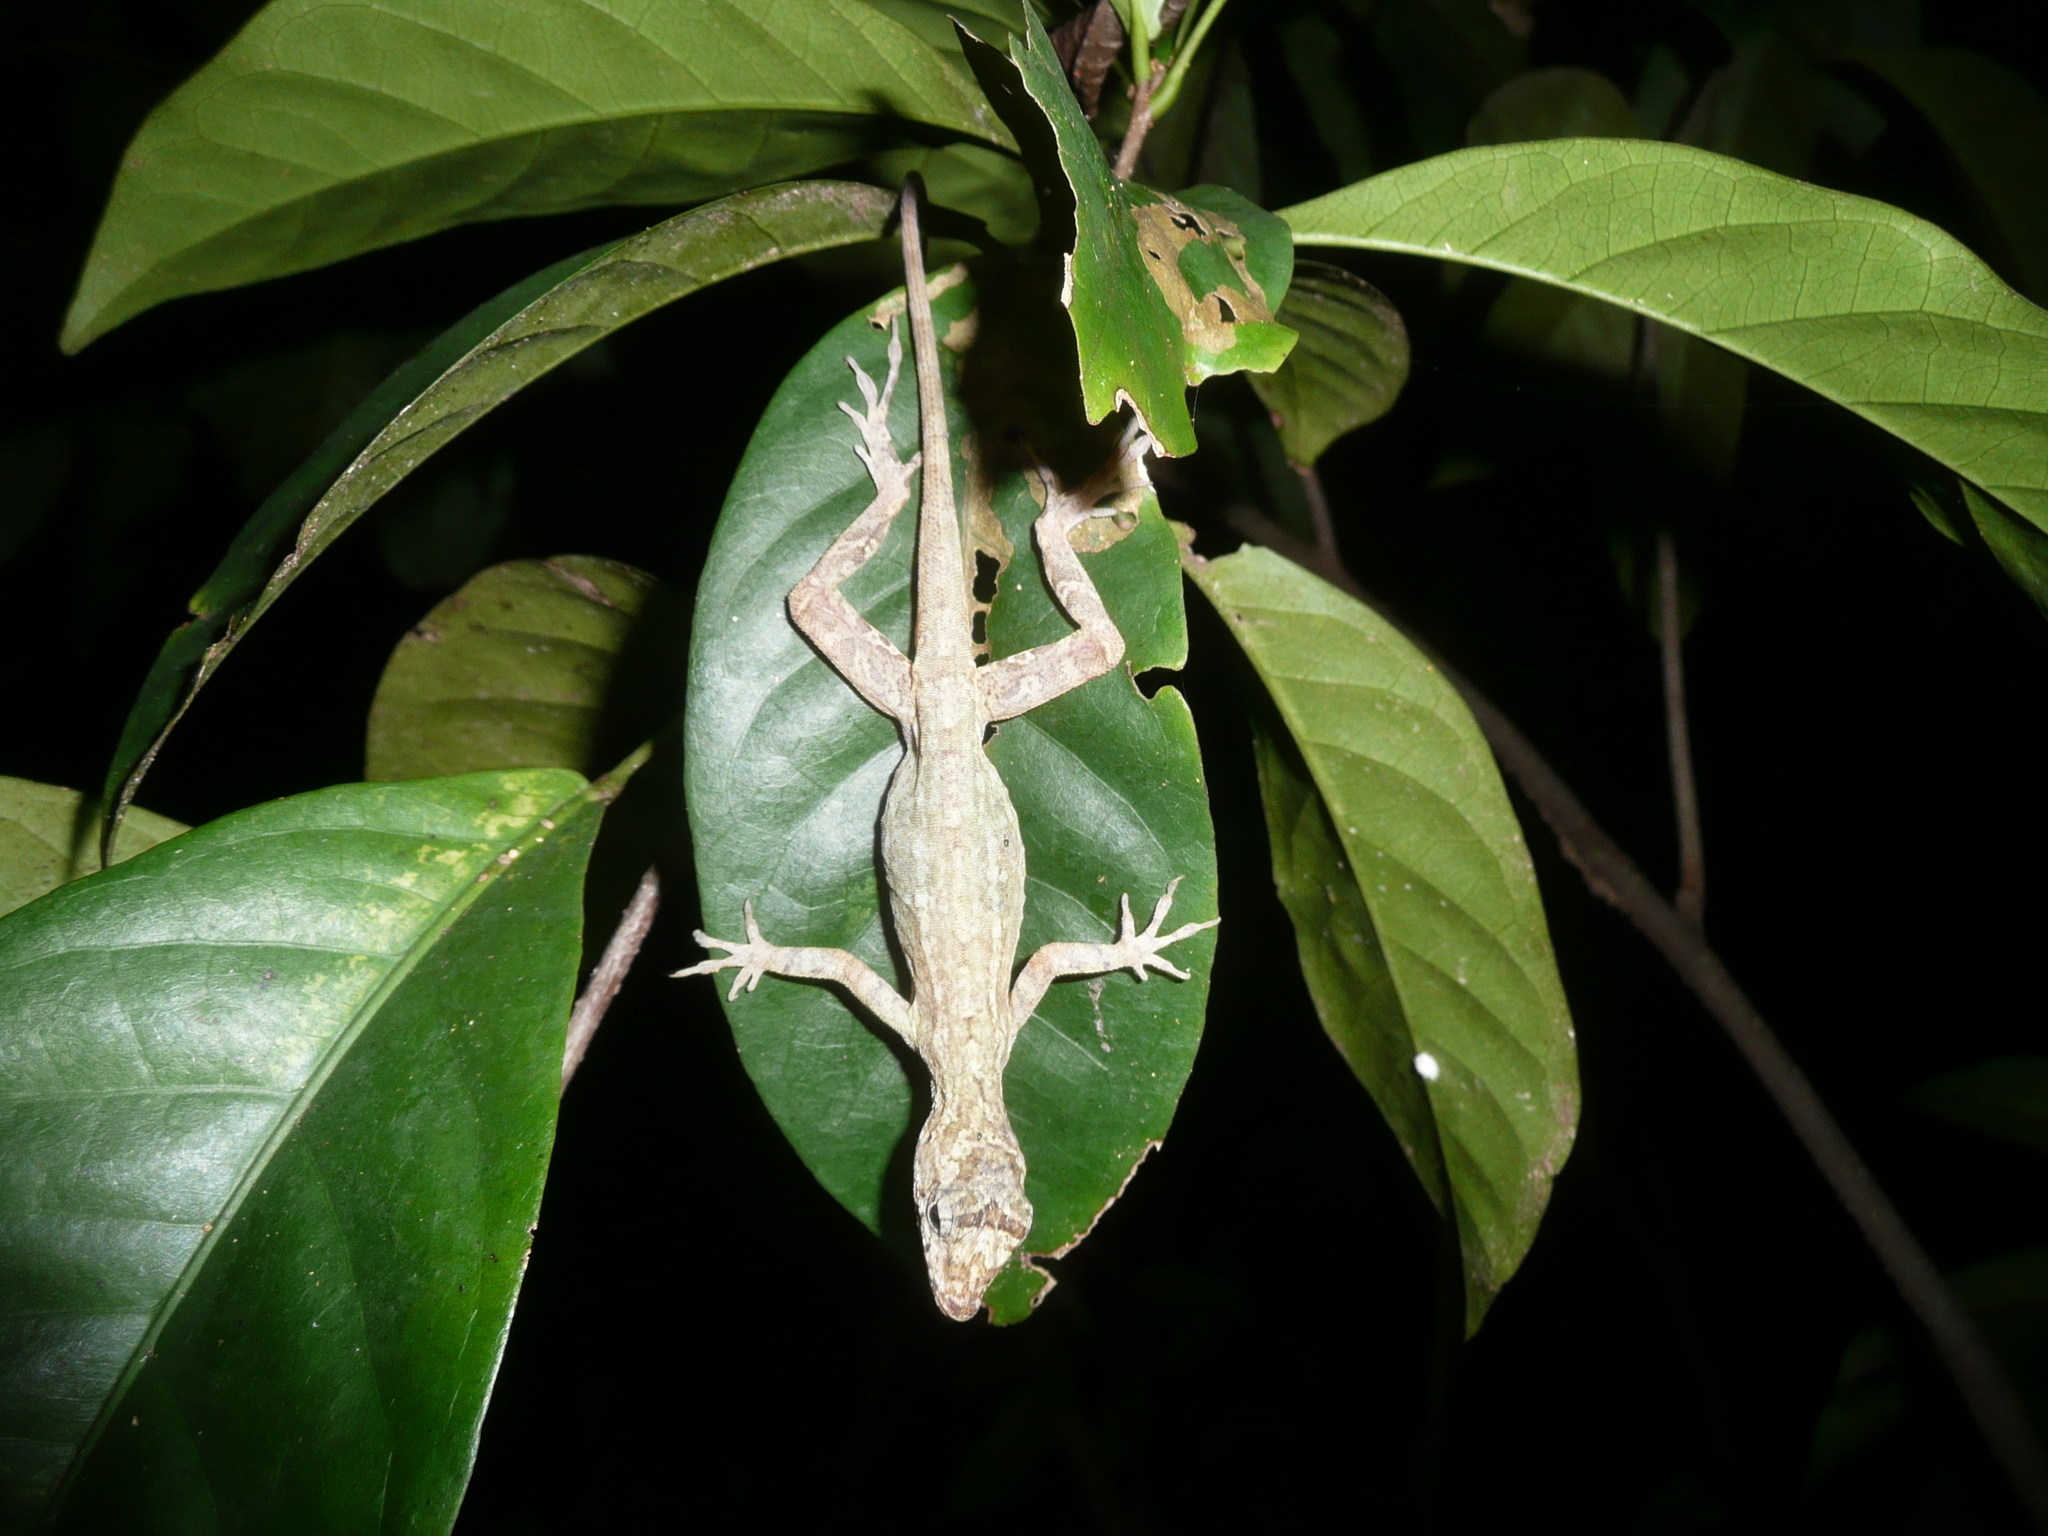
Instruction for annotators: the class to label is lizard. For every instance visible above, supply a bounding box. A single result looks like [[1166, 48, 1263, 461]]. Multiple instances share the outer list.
[[676, 180, 1217, 1322]]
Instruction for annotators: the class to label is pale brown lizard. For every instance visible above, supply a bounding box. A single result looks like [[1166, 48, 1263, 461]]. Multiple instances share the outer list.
[[678, 182, 1216, 1321]]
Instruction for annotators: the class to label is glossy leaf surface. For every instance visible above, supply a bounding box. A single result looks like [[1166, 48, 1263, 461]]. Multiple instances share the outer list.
[[367, 557, 657, 781], [0, 781, 184, 920], [1281, 141, 2048, 532], [0, 770, 602, 1533], [63, 0, 1022, 349], [1185, 545, 1576, 1329], [1248, 262, 1410, 466], [104, 182, 895, 846], [683, 271, 1216, 1322]]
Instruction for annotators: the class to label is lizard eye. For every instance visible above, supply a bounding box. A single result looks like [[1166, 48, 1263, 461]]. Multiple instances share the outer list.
[[926, 1202, 944, 1233]]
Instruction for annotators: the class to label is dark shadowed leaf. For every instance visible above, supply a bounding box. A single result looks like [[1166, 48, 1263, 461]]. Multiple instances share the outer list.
[[683, 269, 1216, 1323], [1908, 478, 2048, 620], [62, 0, 1023, 349], [1249, 262, 1410, 467], [1279, 14, 1374, 183], [0, 781, 184, 919], [367, 557, 658, 781], [1466, 69, 1641, 385], [1911, 1056, 2048, 1157], [103, 181, 897, 852], [1854, 47, 2048, 303], [1468, 67, 1640, 145], [1810, 1249, 2048, 1495], [1282, 141, 2048, 534], [0, 769, 607, 1533], [1370, 0, 1527, 157], [1185, 544, 1576, 1330]]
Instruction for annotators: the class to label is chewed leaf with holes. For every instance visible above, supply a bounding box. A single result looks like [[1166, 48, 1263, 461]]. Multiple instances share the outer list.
[[960, 13, 1294, 456], [683, 268, 1215, 1323], [0, 769, 603, 1532], [1134, 183, 1298, 382], [1186, 545, 1577, 1332]]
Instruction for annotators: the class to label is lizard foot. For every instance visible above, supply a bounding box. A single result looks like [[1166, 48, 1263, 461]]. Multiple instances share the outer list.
[[673, 900, 779, 1001], [1106, 876, 1220, 982]]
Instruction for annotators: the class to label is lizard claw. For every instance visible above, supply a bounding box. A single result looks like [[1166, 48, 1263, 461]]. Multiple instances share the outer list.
[[1110, 877, 1220, 982], [672, 900, 779, 1000]]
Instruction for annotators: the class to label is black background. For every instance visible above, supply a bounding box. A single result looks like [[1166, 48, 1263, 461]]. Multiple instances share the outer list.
[[9, 1, 2048, 1529]]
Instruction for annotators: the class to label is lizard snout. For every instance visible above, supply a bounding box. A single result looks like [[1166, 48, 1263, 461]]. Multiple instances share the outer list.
[[915, 1126, 1033, 1321]]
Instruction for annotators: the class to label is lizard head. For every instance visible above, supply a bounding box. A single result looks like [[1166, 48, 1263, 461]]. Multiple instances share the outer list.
[[914, 1114, 1033, 1322]]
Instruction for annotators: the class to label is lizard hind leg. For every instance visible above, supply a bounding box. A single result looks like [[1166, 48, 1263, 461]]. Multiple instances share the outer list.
[[675, 900, 918, 1042], [1006, 876, 1220, 1027]]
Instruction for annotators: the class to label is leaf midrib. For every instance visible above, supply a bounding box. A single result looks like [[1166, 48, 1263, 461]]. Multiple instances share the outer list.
[[48, 776, 592, 1510]]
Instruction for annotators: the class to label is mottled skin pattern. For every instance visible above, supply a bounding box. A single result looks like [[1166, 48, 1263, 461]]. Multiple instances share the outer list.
[[679, 185, 1215, 1321]]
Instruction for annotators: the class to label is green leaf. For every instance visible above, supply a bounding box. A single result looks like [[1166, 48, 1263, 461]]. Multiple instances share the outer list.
[[1957, 481, 2048, 616], [1369, 0, 1528, 158], [963, 14, 1294, 456], [1810, 1248, 2048, 1490], [1467, 67, 1641, 145], [0, 768, 605, 1533], [61, 0, 1019, 349], [103, 180, 896, 853], [683, 269, 1216, 1322], [0, 780, 184, 919], [1184, 544, 1577, 1331], [1281, 141, 2048, 535], [1466, 69, 1641, 385], [1911, 1056, 2048, 1158], [1248, 262, 1410, 466], [1278, 14, 1374, 184], [1907, 477, 2048, 617], [1110, 0, 1165, 44], [367, 556, 658, 781], [1853, 47, 2048, 303], [1251, 729, 1447, 1215]]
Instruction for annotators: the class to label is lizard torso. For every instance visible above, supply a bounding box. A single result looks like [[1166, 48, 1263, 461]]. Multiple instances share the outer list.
[[681, 182, 1214, 1319]]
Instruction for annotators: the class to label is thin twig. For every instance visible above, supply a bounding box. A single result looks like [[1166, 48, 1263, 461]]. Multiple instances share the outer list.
[[1295, 467, 1343, 579], [1227, 497, 2048, 1530], [1113, 59, 1168, 181], [561, 866, 661, 1093], [1150, 0, 1230, 122], [1658, 530, 1706, 926]]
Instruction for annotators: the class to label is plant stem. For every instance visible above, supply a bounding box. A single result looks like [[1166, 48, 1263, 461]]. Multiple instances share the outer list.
[[1228, 494, 2048, 1531], [1150, 0, 1230, 122], [561, 866, 660, 1092], [1658, 529, 1706, 926], [1113, 59, 1168, 181]]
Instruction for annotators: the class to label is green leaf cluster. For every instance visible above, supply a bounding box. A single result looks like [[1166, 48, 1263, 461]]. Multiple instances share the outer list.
[[16, 0, 2048, 1525]]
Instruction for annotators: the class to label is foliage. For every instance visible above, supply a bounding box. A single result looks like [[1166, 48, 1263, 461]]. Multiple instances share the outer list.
[[11, 0, 2048, 1528]]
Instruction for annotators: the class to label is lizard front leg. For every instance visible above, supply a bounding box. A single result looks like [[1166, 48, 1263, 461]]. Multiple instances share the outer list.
[[977, 422, 1151, 723], [785, 325, 917, 723], [1008, 877, 1219, 1029], [676, 900, 917, 1043]]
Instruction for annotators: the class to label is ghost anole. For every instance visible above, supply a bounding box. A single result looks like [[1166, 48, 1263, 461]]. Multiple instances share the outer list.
[[677, 181, 1215, 1321]]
